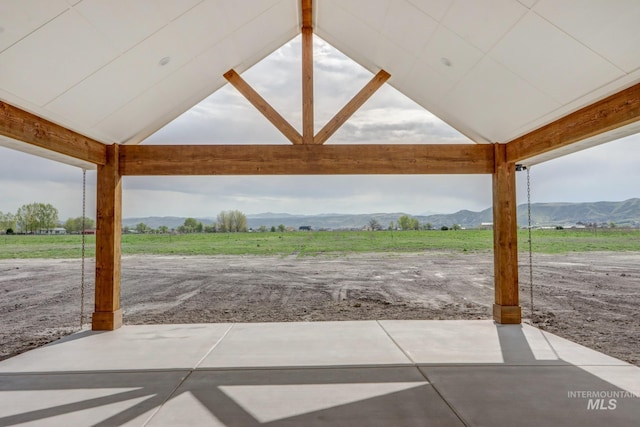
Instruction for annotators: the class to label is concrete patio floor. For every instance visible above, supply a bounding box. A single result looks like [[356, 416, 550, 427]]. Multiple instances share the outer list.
[[0, 320, 638, 426]]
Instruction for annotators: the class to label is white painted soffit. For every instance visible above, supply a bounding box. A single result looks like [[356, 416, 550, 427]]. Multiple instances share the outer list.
[[0, 0, 638, 161]]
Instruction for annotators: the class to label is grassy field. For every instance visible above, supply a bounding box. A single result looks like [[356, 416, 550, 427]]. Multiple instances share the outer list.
[[0, 228, 638, 259]]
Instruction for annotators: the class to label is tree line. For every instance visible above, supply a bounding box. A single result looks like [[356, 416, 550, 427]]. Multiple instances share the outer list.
[[1, 203, 94, 234], [370, 215, 461, 231], [127, 210, 250, 234]]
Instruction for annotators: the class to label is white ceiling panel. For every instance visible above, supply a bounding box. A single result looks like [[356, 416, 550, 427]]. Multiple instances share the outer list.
[[316, 2, 381, 72], [408, 0, 454, 21], [442, 0, 528, 53], [219, 0, 284, 30], [382, 0, 438, 54], [517, 0, 538, 8], [95, 60, 217, 145], [373, 37, 417, 83], [197, 37, 244, 81], [418, 25, 484, 84], [441, 57, 560, 142], [534, 0, 640, 73], [0, 8, 117, 106], [402, 58, 454, 105], [230, 1, 298, 72], [73, 0, 169, 54], [155, 0, 203, 21], [93, 87, 168, 143], [168, 0, 233, 57], [490, 12, 625, 104], [0, 0, 69, 53], [328, 0, 390, 30], [46, 22, 194, 126]]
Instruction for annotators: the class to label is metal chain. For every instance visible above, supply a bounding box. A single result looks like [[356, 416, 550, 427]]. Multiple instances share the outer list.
[[526, 166, 534, 322], [80, 169, 86, 329]]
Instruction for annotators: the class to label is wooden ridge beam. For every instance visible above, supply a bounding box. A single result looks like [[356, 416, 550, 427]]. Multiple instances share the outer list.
[[314, 70, 391, 145], [506, 82, 640, 163], [224, 69, 303, 145], [0, 101, 106, 165], [119, 144, 493, 176]]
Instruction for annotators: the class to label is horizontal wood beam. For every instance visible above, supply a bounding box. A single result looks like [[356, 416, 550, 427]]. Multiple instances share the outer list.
[[224, 69, 303, 145], [506, 82, 640, 163], [0, 101, 107, 165], [119, 144, 494, 176], [314, 70, 391, 145]]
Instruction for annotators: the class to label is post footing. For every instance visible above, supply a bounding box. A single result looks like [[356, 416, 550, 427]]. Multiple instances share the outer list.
[[92, 309, 122, 330], [493, 304, 521, 324]]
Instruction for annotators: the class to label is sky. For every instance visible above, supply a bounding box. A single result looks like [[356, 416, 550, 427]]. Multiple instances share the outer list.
[[1, 36, 639, 221]]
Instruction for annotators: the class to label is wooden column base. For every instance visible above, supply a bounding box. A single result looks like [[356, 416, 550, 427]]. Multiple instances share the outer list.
[[92, 309, 123, 331], [493, 304, 521, 324]]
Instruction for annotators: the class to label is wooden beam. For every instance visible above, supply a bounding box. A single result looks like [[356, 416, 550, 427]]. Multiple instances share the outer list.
[[314, 70, 391, 145], [119, 144, 494, 175], [224, 69, 303, 145], [0, 101, 106, 165], [302, 26, 314, 144], [492, 143, 521, 324], [93, 144, 122, 330], [506, 82, 640, 163], [301, 0, 313, 29], [301, 0, 314, 144]]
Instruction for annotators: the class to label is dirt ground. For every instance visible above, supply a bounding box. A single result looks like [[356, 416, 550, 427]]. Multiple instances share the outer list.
[[1, 252, 638, 366]]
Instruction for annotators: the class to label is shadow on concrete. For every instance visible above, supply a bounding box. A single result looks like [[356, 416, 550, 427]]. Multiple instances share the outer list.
[[0, 325, 638, 426]]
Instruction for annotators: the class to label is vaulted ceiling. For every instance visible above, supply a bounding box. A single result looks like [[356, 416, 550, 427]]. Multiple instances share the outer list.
[[1, 0, 639, 153]]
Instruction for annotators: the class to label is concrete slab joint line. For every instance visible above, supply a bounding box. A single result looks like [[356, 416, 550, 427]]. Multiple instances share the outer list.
[[193, 324, 234, 369], [376, 320, 417, 365]]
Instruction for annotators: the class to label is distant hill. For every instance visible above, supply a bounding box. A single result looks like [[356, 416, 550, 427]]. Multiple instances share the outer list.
[[122, 199, 640, 230], [517, 198, 640, 227]]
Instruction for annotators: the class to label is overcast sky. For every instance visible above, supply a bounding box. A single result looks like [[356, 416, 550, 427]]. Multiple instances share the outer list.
[[1, 36, 639, 221]]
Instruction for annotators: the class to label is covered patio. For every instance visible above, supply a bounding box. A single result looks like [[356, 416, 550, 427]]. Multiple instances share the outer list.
[[1, 0, 640, 425]]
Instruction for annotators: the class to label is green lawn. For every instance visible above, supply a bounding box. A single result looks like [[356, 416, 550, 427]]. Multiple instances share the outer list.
[[0, 228, 638, 259]]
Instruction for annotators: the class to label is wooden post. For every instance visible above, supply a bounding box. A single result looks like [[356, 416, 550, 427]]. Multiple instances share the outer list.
[[92, 143, 122, 330], [492, 143, 521, 324]]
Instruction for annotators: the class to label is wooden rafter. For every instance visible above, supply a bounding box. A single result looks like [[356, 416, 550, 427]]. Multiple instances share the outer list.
[[506, 82, 640, 163], [314, 70, 391, 145], [0, 101, 106, 165], [119, 143, 493, 176], [223, 69, 303, 145]]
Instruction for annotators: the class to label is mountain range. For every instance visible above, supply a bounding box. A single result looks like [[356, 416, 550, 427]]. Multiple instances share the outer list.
[[121, 198, 640, 230]]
